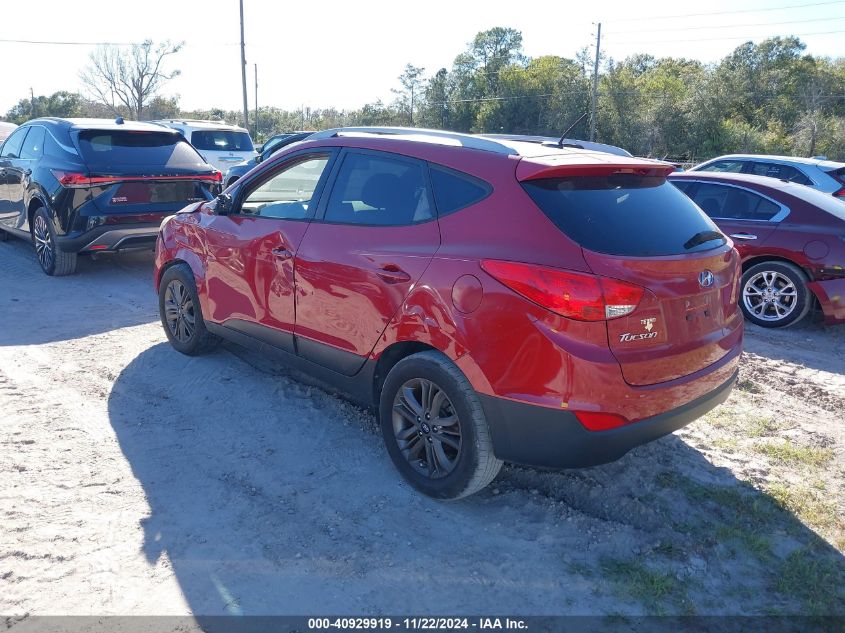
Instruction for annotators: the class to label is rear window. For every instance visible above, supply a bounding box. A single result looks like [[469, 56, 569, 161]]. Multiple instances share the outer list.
[[827, 167, 845, 184], [522, 175, 725, 257], [78, 131, 207, 170], [191, 130, 254, 152]]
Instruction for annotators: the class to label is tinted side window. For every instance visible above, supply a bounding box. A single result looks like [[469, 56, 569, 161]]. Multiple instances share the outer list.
[[671, 180, 694, 194], [240, 154, 330, 219], [749, 162, 812, 185], [691, 183, 781, 221], [522, 175, 723, 257], [701, 160, 745, 173], [19, 126, 45, 160], [0, 127, 29, 158], [430, 166, 491, 215], [324, 153, 433, 226]]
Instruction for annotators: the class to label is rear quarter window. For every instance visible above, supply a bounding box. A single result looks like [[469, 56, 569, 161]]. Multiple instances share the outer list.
[[522, 174, 724, 257], [78, 131, 208, 170], [429, 166, 491, 215]]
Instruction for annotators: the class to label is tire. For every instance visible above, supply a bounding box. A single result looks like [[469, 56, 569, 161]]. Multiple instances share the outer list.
[[379, 350, 502, 499], [740, 261, 811, 328], [158, 264, 220, 355], [32, 207, 77, 276]]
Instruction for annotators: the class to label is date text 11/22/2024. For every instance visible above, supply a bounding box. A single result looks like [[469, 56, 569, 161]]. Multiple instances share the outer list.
[[307, 618, 528, 630]]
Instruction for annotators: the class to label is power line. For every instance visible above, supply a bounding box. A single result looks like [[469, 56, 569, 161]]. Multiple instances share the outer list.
[[0, 38, 136, 46], [607, 28, 845, 45], [604, 0, 845, 23], [605, 15, 845, 35]]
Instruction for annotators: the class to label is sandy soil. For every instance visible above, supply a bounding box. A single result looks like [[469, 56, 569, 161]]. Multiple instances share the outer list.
[[1, 239, 843, 617]]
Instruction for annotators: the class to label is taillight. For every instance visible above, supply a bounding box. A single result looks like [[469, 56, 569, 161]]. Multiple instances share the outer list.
[[51, 170, 221, 188], [574, 411, 629, 431], [480, 259, 643, 321], [50, 170, 92, 188], [834, 187, 845, 198]]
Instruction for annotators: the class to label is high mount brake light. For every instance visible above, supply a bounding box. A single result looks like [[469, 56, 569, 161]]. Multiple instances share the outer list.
[[480, 260, 644, 321]]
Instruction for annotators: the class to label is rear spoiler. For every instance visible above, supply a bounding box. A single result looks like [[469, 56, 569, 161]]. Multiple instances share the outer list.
[[516, 157, 675, 181]]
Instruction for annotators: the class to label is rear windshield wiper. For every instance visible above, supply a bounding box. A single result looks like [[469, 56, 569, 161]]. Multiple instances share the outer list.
[[683, 230, 726, 250]]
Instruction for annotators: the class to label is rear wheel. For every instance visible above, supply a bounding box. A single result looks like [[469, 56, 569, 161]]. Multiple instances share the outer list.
[[32, 207, 77, 276], [158, 264, 220, 355], [379, 351, 502, 499], [740, 261, 811, 328]]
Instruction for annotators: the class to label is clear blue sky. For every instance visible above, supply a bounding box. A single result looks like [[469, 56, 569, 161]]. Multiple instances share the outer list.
[[2, 0, 844, 115]]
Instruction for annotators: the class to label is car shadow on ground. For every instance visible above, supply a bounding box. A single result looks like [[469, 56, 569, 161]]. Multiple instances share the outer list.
[[107, 342, 845, 616], [0, 239, 158, 346]]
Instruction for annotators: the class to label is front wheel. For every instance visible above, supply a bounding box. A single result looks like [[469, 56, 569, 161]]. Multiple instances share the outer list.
[[740, 261, 811, 328], [379, 351, 502, 499]]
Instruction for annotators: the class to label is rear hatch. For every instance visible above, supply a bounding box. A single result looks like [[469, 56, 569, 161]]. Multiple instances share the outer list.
[[518, 155, 742, 386], [72, 129, 220, 218]]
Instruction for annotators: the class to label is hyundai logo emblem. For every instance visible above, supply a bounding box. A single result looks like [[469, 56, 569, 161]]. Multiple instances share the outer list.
[[699, 270, 715, 288]]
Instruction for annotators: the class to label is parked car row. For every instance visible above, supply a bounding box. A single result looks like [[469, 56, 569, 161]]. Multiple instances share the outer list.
[[1, 120, 843, 497]]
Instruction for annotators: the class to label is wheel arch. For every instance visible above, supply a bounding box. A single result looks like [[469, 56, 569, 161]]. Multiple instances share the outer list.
[[741, 254, 811, 280]]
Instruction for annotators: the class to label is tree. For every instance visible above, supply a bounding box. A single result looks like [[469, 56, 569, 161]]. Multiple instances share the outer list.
[[392, 64, 426, 125], [5, 91, 84, 124], [80, 40, 183, 120]]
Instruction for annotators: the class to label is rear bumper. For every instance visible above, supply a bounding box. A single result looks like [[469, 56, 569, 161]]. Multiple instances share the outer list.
[[480, 369, 738, 469], [807, 278, 845, 324], [56, 223, 161, 253]]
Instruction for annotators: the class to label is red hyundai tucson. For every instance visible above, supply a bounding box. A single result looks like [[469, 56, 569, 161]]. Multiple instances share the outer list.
[[154, 128, 743, 499]]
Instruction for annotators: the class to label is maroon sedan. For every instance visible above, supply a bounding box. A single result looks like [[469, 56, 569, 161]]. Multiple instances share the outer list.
[[670, 171, 845, 327]]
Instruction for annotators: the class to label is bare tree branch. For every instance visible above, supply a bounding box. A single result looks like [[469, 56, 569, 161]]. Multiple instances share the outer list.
[[79, 40, 183, 120]]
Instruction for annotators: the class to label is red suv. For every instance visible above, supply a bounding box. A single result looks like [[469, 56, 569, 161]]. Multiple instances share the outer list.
[[154, 128, 742, 498]]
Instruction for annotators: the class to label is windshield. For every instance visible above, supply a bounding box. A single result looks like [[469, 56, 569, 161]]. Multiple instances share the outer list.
[[191, 130, 254, 152], [522, 174, 726, 257]]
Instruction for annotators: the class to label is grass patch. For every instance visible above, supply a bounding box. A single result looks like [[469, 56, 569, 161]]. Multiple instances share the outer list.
[[746, 417, 786, 438], [712, 437, 739, 452], [600, 558, 686, 614], [714, 524, 773, 560], [737, 378, 763, 394], [767, 483, 843, 533], [775, 547, 845, 615], [755, 441, 834, 468]]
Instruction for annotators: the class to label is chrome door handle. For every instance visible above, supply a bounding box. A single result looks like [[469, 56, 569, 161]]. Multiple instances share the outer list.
[[271, 247, 292, 259], [730, 233, 758, 240]]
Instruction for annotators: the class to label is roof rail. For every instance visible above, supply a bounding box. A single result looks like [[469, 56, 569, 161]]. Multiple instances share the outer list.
[[309, 127, 518, 155]]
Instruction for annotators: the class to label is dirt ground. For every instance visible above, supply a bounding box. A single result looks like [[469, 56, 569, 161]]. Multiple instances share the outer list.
[[1, 240, 844, 617]]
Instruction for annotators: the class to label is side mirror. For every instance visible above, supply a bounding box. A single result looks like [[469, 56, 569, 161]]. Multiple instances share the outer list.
[[215, 192, 233, 215], [255, 154, 263, 164]]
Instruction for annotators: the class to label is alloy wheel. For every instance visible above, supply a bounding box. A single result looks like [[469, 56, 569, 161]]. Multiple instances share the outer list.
[[33, 215, 54, 272], [392, 378, 462, 479], [742, 270, 798, 323], [164, 280, 196, 343]]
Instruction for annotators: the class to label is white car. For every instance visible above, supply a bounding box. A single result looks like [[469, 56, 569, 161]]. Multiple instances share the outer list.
[[690, 154, 845, 197], [150, 119, 257, 174]]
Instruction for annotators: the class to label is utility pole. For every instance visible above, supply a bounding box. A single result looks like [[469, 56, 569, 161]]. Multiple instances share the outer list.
[[590, 22, 601, 142], [30, 87, 36, 118], [254, 63, 258, 140], [239, 0, 249, 129]]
